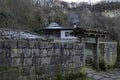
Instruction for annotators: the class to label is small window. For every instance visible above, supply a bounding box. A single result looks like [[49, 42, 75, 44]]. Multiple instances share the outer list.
[[65, 31, 73, 37], [65, 32, 70, 37]]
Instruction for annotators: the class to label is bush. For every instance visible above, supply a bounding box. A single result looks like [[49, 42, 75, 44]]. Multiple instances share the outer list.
[[99, 60, 114, 71], [0, 67, 20, 80], [54, 68, 88, 80]]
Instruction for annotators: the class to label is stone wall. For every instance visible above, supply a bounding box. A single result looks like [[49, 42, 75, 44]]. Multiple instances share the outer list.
[[99, 42, 117, 66], [85, 42, 117, 66], [0, 40, 85, 79]]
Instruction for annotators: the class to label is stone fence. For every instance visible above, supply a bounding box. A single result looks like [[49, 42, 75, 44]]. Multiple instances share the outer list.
[[100, 42, 117, 65], [0, 39, 85, 79], [85, 42, 117, 67], [0, 39, 117, 79]]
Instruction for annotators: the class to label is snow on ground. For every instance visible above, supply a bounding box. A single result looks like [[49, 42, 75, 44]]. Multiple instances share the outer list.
[[0, 29, 45, 40]]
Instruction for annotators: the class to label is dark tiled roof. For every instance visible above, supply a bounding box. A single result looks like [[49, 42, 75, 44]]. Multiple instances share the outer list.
[[71, 27, 109, 38], [40, 27, 75, 30]]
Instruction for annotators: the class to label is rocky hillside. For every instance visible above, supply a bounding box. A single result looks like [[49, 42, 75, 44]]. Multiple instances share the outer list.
[[69, 2, 120, 40], [102, 9, 120, 18], [101, 9, 120, 40]]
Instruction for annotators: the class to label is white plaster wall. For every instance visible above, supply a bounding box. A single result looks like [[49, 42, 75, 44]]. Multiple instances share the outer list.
[[61, 30, 77, 39]]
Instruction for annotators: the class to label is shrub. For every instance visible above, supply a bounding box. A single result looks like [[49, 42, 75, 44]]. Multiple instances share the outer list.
[[99, 60, 114, 71], [54, 68, 88, 80], [0, 67, 20, 80]]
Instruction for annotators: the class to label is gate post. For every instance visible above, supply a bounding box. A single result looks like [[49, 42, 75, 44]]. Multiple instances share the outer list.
[[94, 37, 99, 70]]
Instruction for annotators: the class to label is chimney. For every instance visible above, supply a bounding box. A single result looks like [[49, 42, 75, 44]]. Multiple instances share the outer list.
[[73, 23, 77, 28]]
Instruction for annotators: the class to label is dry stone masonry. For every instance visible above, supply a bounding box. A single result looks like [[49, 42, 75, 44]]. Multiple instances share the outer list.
[[0, 39, 117, 79], [100, 42, 117, 66], [0, 40, 85, 79], [85, 42, 117, 67]]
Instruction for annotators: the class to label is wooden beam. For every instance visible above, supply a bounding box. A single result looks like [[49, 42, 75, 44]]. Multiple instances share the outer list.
[[94, 37, 100, 70], [80, 37, 83, 43], [79, 37, 85, 66]]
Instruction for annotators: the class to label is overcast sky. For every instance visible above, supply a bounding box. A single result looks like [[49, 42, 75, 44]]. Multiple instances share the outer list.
[[60, 0, 104, 3]]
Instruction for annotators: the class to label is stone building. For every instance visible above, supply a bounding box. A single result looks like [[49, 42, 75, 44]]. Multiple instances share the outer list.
[[39, 22, 77, 40]]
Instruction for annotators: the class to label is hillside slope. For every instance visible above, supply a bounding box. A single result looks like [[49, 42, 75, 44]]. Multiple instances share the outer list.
[[70, 2, 120, 40]]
